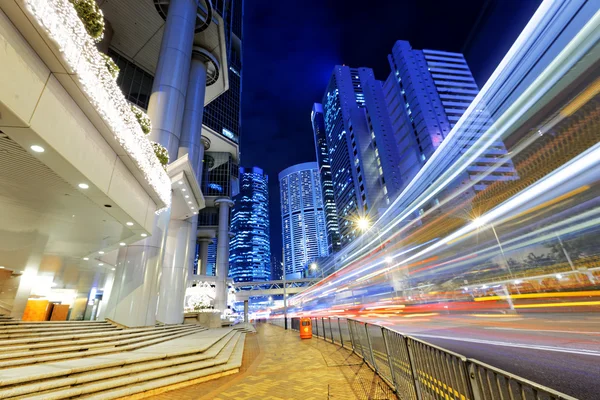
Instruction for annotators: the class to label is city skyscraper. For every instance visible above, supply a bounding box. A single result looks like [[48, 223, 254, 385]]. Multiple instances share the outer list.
[[311, 103, 341, 253], [279, 162, 329, 277], [322, 66, 403, 247], [203, 0, 244, 144], [383, 40, 517, 194], [229, 167, 271, 283]]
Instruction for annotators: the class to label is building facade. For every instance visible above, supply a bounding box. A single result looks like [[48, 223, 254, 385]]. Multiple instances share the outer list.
[[229, 167, 271, 283], [383, 40, 517, 194], [322, 66, 403, 247], [279, 162, 329, 277], [311, 103, 341, 253]]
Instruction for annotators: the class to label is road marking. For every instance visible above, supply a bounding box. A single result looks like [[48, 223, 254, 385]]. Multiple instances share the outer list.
[[411, 334, 600, 356], [485, 327, 600, 335]]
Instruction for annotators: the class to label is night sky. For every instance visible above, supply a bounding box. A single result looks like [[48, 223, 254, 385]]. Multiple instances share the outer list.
[[240, 0, 543, 265]]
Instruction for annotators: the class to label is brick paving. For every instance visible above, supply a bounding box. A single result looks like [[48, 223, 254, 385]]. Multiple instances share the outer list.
[[146, 323, 397, 400]]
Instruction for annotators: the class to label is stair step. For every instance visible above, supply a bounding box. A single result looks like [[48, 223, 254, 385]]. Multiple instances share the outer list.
[[0, 326, 203, 360], [0, 328, 234, 388], [0, 325, 192, 346], [77, 333, 245, 400], [0, 331, 241, 400], [0, 326, 206, 369]]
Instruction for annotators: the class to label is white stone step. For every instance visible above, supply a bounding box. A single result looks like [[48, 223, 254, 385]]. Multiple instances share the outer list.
[[0, 325, 193, 351], [0, 330, 241, 400], [0, 326, 203, 360], [0, 326, 206, 368], [0, 325, 118, 339]]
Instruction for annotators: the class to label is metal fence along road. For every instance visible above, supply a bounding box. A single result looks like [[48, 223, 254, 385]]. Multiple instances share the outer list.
[[268, 317, 577, 400]]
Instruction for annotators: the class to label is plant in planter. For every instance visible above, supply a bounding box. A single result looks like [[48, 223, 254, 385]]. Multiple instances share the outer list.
[[69, 0, 105, 42], [131, 105, 151, 135], [151, 142, 169, 170], [100, 53, 119, 80]]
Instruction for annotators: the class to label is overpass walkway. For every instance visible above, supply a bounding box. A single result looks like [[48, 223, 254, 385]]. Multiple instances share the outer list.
[[148, 323, 397, 400]]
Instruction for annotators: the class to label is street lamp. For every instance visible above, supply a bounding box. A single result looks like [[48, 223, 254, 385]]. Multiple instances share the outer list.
[[357, 216, 371, 232], [310, 262, 324, 279], [473, 217, 516, 310]]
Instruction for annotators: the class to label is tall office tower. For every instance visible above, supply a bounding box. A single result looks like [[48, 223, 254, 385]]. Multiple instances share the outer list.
[[383, 40, 517, 193], [229, 167, 271, 283], [203, 0, 244, 143], [311, 103, 341, 253], [322, 66, 403, 247], [279, 163, 330, 277]]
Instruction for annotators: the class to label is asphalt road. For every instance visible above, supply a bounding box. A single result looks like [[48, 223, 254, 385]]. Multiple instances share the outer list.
[[361, 313, 600, 399]]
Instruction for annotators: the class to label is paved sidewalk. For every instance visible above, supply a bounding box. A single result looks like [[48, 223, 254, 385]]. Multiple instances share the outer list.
[[148, 323, 397, 400]]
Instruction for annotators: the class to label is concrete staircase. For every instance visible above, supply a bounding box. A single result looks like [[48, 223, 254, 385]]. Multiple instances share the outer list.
[[0, 321, 247, 399]]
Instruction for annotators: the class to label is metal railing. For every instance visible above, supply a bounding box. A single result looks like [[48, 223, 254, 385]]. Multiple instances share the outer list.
[[268, 317, 576, 400]]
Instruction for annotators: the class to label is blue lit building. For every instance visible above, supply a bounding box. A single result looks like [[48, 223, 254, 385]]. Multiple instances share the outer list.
[[311, 103, 341, 253], [383, 40, 517, 194], [322, 66, 403, 247], [279, 162, 329, 277], [229, 167, 271, 282]]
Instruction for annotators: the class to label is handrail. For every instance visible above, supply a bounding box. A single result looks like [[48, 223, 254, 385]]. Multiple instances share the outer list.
[[268, 316, 578, 400]]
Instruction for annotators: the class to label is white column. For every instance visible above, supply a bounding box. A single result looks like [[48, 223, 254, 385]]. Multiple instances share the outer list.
[[104, 208, 171, 327], [214, 198, 233, 314], [147, 0, 197, 158], [105, 0, 197, 327], [156, 218, 193, 324], [10, 234, 48, 319]]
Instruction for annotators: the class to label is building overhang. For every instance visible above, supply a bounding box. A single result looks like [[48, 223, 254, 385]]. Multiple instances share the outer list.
[[98, 0, 229, 106], [167, 154, 205, 220]]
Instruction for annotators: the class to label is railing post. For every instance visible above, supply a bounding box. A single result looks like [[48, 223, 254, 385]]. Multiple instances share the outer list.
[[329, 317, 334, 343], [348, 319, 356, 353], [381, 327, 399, 395], [338, 318, 343, 347], [467, 362, 483, 400], [405, 338, 424, 400], [364, 323, 377, 371], [322, 318, 326, 341]]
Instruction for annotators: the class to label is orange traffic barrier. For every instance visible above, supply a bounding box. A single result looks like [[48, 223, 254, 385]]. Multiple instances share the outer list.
[[300, 317, 312, 339]]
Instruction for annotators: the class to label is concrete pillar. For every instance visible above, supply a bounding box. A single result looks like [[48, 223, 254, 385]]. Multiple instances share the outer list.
[[10, 234, 48, 319], [214, 198, 233, 314], [156, 218, 194, 324], [147, 0, 198, 158], [178, 53, 208, 179], [105, 0, 199, 327], [197, 238, 211, 275], [244, 300, 249, 323], [104, 208, 171, 327]]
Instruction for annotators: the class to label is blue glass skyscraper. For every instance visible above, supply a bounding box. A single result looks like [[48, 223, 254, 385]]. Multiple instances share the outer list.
[[229, 167, 271, 282]]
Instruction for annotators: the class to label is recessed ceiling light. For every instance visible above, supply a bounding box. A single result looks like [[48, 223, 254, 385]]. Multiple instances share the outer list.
[[185, 195, 189, 198], [193, 212, 198, 214], [119, 242, 126, 246], [99, 263, 104, 266], [188, 201, 192, 204], [30, 145, 45, 153], [191, 207, 195, 210], [111, 268, 115, 271], [178, 181, 183, 185], [78, 183, 89, 189], [83, 257, 89, 261], [181, 188, 186, 192], [0, 266, 4, 269], [141, 233, 148, 237], [126, 222, 134, 226], [98, 251, 104, 255]]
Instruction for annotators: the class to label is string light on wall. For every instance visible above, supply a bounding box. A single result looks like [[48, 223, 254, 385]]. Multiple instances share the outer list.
[[23, 0, 171, 209]]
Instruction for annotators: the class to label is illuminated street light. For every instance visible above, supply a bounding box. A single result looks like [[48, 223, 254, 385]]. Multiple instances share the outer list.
[[385, 256, 393, 264], [310, 263, 317, 270], [357, 217, 371, 232]]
